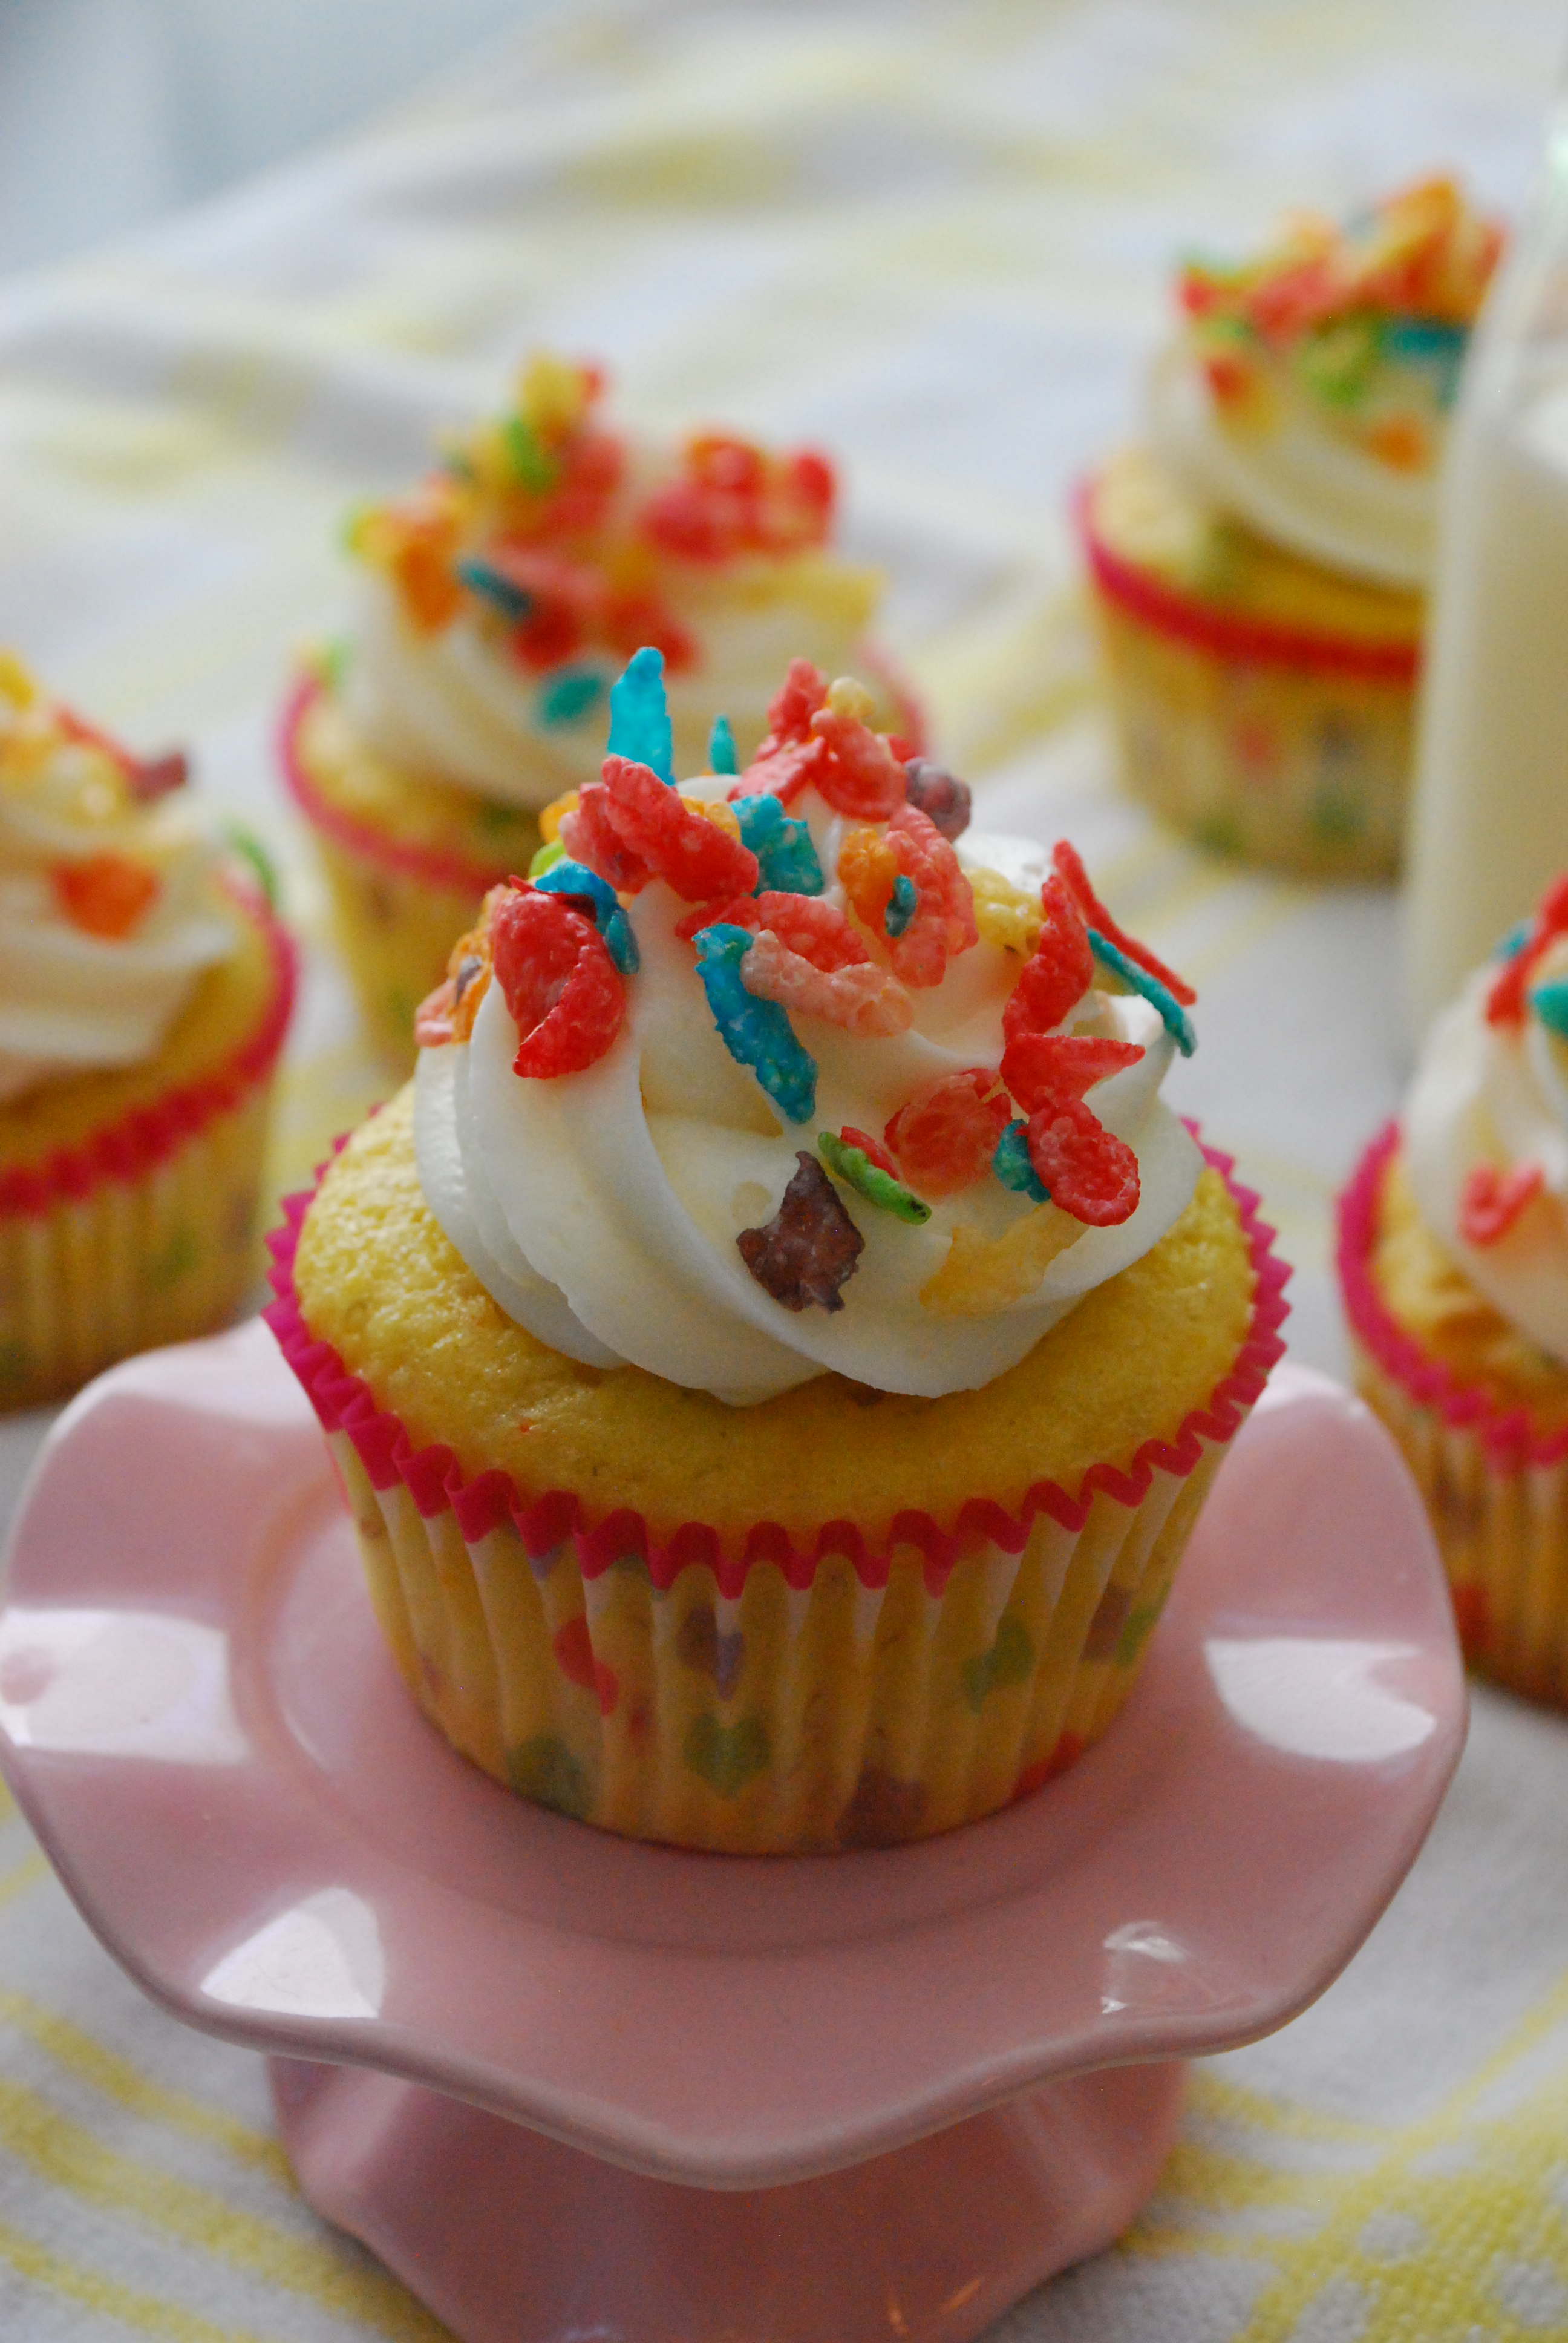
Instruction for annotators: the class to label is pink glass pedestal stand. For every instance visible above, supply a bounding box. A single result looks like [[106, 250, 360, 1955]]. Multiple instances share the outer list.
[[0, 1328, 1465, 2343]]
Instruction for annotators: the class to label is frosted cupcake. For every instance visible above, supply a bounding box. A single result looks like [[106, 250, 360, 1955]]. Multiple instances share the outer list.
[[0, 655, 295, 1407], [269, 654, 1285, 1852], [284, 354, 916, 1063], [1083, 177, 1502, 877], [1339, 877, 1568, 1703]]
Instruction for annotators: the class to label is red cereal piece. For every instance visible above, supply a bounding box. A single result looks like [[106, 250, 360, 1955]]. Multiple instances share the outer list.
[[806, 706, 906, 821], [578, 756, 759, 902], [841, 1126, 899, 1179], [1051, 840, 1197, 1007], [1486, 877, 1568, 1026], [559, 785, 652, 893], [884, 1069, 1011, 1198], [676, 890, 872, 967], [879, 802, 976, 986], [1026, 1096, 1140, 1227], [491, 883, 625, 1076], [1002, 874, 1094, 1043], [739, 660, 831, 804], [1001, 1034, 1144, 1113], [740, 929, 911, 1036], [1459, 1161, 1544, 1247]]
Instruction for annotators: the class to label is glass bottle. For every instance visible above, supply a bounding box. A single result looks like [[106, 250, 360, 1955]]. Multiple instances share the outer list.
[[1404, 99, 1568, 1038]]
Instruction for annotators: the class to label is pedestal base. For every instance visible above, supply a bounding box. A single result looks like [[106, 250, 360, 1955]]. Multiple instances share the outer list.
[[271, 2054, 1187, 2343]]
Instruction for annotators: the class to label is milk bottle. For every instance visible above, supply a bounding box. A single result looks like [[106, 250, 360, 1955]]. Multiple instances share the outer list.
[[1405, 122, 1568, 1038]]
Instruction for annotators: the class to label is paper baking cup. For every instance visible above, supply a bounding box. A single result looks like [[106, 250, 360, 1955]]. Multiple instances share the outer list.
[[0, 900, 295, 1411], [266, 1140, 1287, 1851], [1339, 1121, 1568, 1706], [281, 678, 508, 1067], [1079, 488, 1418, 881]]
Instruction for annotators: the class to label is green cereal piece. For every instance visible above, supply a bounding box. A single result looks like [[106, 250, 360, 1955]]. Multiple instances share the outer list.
[[819, 1130, 930, 1224], [529, 837, 567, 879]]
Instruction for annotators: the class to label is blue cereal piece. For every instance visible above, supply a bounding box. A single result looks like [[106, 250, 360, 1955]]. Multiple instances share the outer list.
[[885, 873, 917, 937], [994, 1119, 1048, 1203], [732, 791, 824, 896], [456, 558, 531, 623], [534, 859, 640, 975], [537, 665, 605, 729], [607, 646, 674, 785], [1531, 978, 1568, 1040], [692, 925, 817, 1124], [1087, 929, 1197, 1055], [708, 714, 738, 775]]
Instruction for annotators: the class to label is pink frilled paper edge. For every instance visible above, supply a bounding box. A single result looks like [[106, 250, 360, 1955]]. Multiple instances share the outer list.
[[1075, 477, 1421, 686], [279, 650, 930, 905], [263, 1129, 1289, 1601], [1338, 1118, 1568, 1474], [0, 883, 297, 1222]]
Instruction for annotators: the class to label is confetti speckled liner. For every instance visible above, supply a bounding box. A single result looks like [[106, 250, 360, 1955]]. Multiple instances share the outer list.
[[1077, 485, 1417, 882], [1339, 1121, 1568, 1706], [266, 1139, 1287, 1853], [0, 897, 295, 1411]]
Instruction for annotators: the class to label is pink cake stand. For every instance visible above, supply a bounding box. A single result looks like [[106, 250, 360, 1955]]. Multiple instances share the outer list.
[[0, 1325, 1463, 2343]]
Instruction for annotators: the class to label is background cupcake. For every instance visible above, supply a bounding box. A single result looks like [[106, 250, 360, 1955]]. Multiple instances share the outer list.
[[0, 654, 295, 1408], [270, 654, 1285, 1853], [284, 353, 920, 1063], [1339, 876, 1568, 1702], [1082, 177, 1501, 878]]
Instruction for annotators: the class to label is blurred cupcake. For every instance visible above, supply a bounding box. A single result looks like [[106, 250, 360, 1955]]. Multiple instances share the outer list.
[[269, 654, 1285, 1852], [1339, 876, 1568, 1703], [0, 655, 295, 1407], [284, 354, 920, 1063], [1082, 177, 1502, 877]]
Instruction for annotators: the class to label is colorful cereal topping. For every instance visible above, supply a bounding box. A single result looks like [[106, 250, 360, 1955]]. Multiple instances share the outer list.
[[707, 714, 739, 776], [420, 649, 1201, 1312], [491, 882, 625, 1076], [1459, 1161, 1544, 1249], [1179, 178, 1503, 464], [347, 355, 846, 702], [818, 1129, 932, 1224], [737, 1151, 865, 1311], [606, 644, 675, 785], [1487, 877, 1568, 1027], [885, 1070, 1012, 1198], [693, 923, 818, 1124], [53, 851, 160, 940]]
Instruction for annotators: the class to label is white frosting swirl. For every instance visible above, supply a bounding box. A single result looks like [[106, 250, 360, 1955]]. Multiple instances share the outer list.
[[345, 563, 881, 811], [1147, 344, 1434, 591], [413, 807, 1200, 1405], [0, 696, 234, 1103], [1405, 952, 1568, 1363]]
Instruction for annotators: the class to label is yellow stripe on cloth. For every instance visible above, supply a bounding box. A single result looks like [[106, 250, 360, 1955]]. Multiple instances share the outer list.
[[0, 2074, 448, 2342], [0, 1990, 289, 2182], [0, 2213, 277, 2343]]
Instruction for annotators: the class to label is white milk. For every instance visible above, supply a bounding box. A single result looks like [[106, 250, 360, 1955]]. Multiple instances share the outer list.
[[1405, 371, 1568, 1038]]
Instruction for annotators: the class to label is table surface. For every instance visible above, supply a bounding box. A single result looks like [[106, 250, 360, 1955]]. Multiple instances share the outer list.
[[2, 3, 1568, 2338]]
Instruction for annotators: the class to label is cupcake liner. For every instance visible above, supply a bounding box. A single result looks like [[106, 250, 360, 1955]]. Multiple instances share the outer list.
[[1339, 1121, 1568, 1703], [266, 1137, 1287, 1850], [0, 894, 295, 1409], [1078, 484, 1416, 880]]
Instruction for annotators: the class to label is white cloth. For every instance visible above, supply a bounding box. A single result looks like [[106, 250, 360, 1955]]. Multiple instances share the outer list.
[[1, 2, 1567, 2335]]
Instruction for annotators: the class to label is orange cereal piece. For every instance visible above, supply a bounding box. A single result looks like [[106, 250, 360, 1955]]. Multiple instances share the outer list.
[[53, 852, 160, 941]]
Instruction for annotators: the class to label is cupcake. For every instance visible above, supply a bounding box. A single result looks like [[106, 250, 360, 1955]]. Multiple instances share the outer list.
[[1339, 877, 1568, 1703], [0, 654, 295, 1408], [1082, 177, 1502, 877], [283, 353, 919, 1064], [267, 653, 1286, 1852]]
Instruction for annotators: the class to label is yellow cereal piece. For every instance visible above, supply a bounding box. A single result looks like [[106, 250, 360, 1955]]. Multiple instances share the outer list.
[[696, 796, 741, 843], [518, 352, 590, 441], [539, 789, 579, 844], [826, 673, 877, 724], [969, 867, 1043, 957], [920, 1203, 1084, 1316], [0, 650, 38, 710]]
